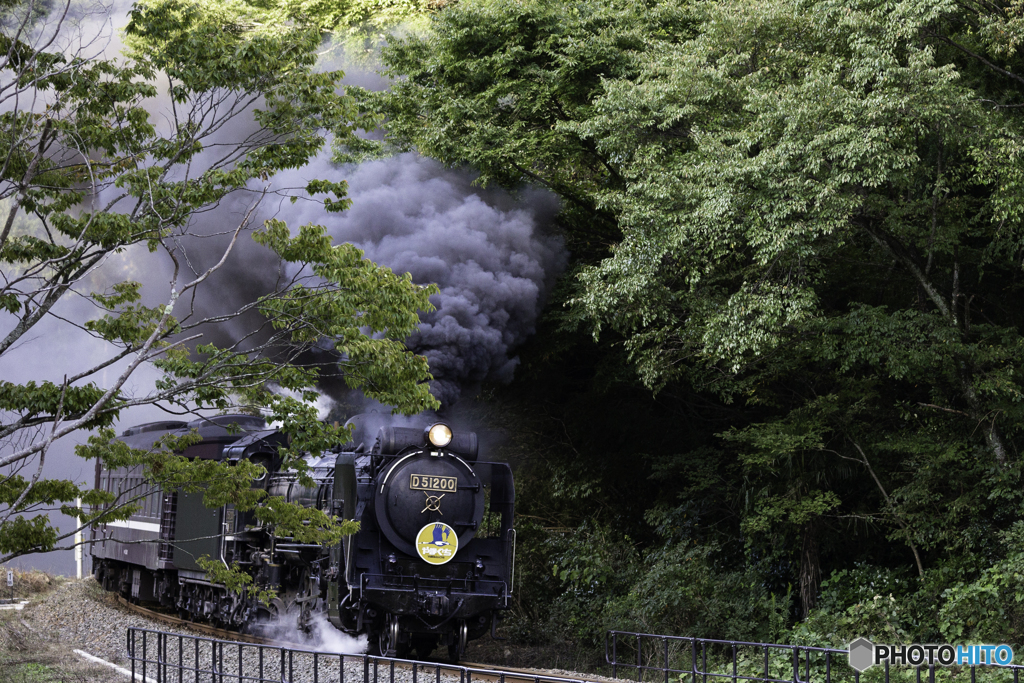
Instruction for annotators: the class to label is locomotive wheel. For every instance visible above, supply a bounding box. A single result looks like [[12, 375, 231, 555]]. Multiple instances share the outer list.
[[447, 620, 467, 663], [269, 597, 289, 621], [377, 615, 400, 658]]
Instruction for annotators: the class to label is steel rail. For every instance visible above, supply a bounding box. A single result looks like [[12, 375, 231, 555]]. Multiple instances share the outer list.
[[116, 596, 273, 646]]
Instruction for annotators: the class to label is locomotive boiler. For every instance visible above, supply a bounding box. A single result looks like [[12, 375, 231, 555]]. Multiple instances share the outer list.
[[90, 414, 516, 661]]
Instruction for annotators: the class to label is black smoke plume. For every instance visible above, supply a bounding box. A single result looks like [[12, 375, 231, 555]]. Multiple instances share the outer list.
[[269, 152, 567, 406]]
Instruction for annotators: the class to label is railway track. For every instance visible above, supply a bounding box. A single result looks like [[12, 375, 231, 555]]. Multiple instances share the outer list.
[[114, 597, 608, 683], [116, 596, 271, 645]]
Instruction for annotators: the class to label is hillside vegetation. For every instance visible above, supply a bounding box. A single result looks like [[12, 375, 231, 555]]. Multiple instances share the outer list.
[[347, 0, 1024, 663]]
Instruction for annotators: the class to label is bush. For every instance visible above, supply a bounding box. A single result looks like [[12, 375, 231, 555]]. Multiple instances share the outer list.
[[604, 541, 789, 643], [539, 526, 788, 650], [937, 522, 1024, 643]]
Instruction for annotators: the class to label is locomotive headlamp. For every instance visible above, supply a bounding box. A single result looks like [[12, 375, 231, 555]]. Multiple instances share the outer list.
[[426, 423, 453, 448]]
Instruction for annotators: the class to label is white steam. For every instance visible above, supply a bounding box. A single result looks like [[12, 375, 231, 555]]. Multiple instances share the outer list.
[[260, 612, 368, 654]]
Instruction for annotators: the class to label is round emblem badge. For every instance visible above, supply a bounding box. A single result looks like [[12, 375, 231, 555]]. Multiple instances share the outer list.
[[415, 522, 458, 565]]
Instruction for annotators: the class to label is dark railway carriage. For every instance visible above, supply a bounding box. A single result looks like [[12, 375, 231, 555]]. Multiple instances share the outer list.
[[91, 415, 269, 604], [90, 414, 515, 662]]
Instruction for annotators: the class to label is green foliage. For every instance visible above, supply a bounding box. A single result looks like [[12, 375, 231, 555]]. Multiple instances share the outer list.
[[0, 381, 116, 429], [357, 0, 700, 260], [543, 523, 638, 647], [369, 0, 1024, 656], [608, 541, 789, 643], [0, 0, 438, 576], [197, 555, 278, 606], [938, 523, 1024, 642], [551, 522, 638, 595], [794, 565, 918, 647], [0, 516, 58, 556], [534, 521, 787, 650]]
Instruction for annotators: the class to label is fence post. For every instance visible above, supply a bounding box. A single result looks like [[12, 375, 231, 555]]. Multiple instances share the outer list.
[[637, 634, 642, 683], [693, 638, 699, 683], [664, 638, 669, 683], [157, 631, 164, 683], [606, 634, 614, 679]]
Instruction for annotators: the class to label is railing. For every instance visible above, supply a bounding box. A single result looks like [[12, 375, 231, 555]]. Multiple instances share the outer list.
[[126, 627, 595, 683], [605, 631, 1024, 683], [360, 573, 507, 596]]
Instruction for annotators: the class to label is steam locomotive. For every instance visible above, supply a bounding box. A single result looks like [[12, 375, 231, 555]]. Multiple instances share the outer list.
[[89, 413, 516, 661]]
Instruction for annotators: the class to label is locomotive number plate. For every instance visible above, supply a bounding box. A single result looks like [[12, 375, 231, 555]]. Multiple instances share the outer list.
[[409, 474, 457, 493]]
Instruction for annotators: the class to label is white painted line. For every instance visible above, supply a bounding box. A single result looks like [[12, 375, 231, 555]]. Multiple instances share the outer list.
[[73, 649, 159, 683], [105, 519, 161, 533]]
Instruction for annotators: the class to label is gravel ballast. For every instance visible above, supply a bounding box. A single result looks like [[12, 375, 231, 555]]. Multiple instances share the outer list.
[[19, 578, 609, 683]]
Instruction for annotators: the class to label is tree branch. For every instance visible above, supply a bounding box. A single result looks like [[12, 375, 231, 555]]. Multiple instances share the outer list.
[[850, 440, 924, 578]]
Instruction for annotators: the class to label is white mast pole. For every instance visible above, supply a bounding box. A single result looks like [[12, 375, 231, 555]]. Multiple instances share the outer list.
[[75, 497, 83, 580]]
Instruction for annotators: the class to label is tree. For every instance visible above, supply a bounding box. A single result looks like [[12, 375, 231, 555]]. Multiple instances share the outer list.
[[353, 0, 702, 263], [568, 0, 1024, 577], [553, 0, 1024, 619], [0, 0, 439, 565]]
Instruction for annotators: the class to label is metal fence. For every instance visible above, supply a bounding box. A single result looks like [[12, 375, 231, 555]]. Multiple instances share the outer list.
[[605, 631, 1024, 683], [126, 627, 595, 683]]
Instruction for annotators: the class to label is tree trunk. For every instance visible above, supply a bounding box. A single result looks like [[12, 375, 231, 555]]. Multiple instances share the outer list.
[[799, 520, 821, 619]]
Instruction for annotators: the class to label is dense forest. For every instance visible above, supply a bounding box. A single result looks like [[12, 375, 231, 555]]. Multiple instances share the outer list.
[[345, 0, 1024, 663], [5, 0, 1024, 670]]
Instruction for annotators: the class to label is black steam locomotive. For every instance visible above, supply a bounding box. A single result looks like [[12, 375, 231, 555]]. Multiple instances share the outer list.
[[90, 414, 516, 661]]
